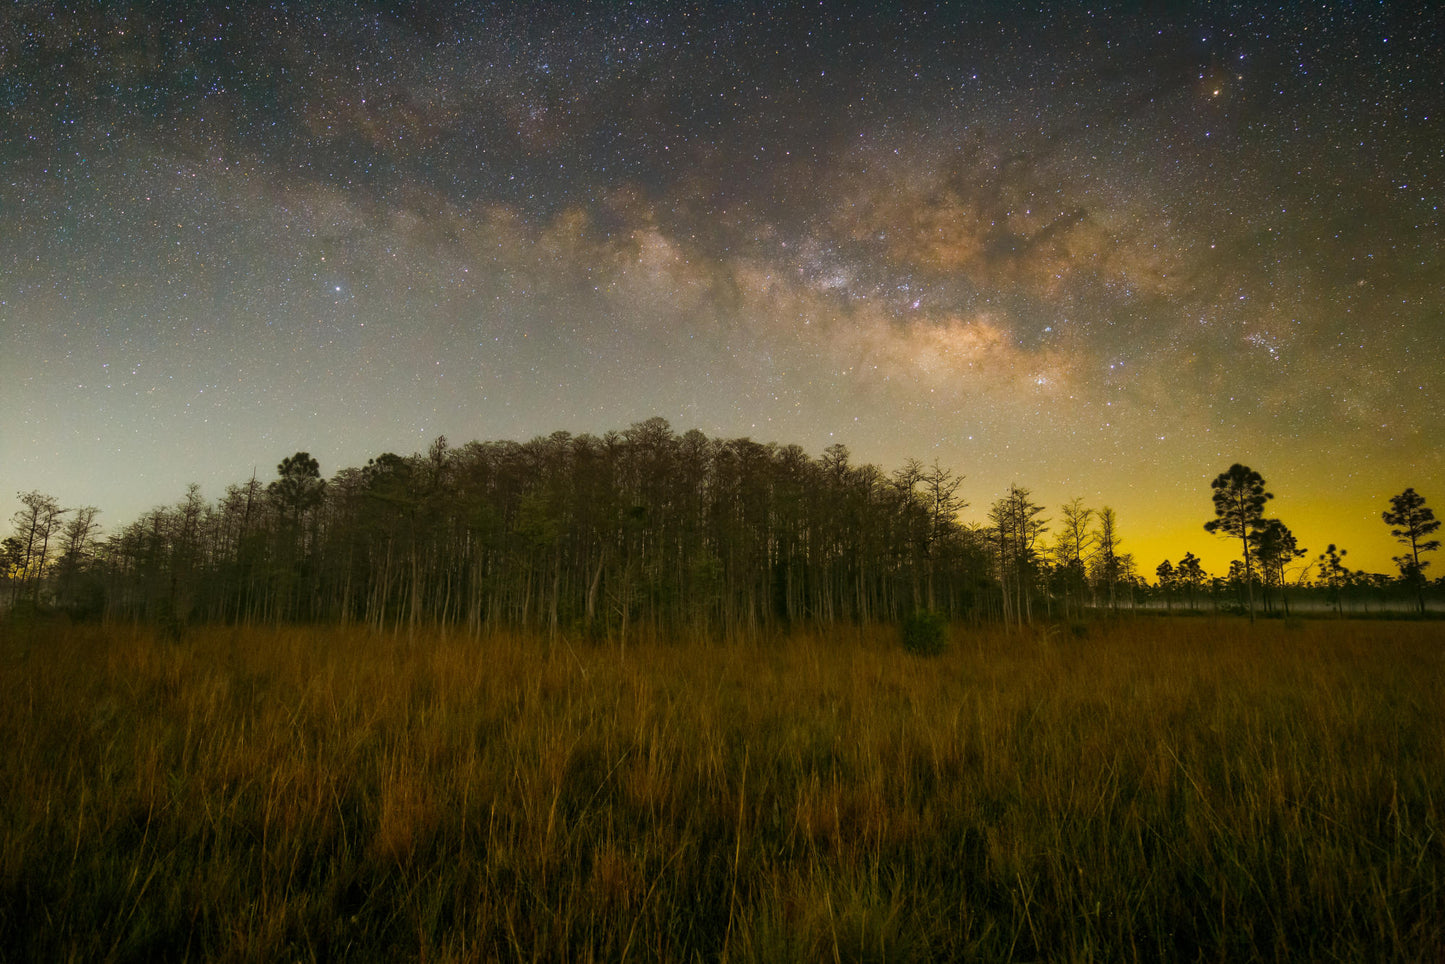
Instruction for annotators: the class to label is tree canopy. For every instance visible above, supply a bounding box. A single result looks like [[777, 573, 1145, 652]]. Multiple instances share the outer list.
[[1204, 464, 1272, 621], [7, 435, 1440, 628]]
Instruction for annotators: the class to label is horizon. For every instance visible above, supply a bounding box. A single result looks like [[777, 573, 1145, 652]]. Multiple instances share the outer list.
[[1, 419, 1430, 580]]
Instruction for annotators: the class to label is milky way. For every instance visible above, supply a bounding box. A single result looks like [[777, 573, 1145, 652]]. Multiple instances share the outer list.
[[2, 2, 1441, 574]]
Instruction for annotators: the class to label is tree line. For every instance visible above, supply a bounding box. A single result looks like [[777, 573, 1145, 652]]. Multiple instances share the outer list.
[[1190, 464, 1440, 619], [4, 425, 1440, 635]]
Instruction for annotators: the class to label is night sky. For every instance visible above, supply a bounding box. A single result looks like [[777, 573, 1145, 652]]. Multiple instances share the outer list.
[[2, 2, 1441, 576]]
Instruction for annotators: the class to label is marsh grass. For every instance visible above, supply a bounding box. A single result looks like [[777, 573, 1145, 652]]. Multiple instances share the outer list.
[[1, 617, 1441, 961]]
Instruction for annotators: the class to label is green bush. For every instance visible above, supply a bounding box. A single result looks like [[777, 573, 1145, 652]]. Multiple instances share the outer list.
[[901, 609, 948, 655]]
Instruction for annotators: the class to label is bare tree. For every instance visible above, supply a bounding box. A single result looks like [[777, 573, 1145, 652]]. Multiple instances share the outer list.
[[918, 461, 966, 610], [989, 485, 1047, 627], [54, 505, 102, 614], [1050, 498, 1094, 617], [1091, 507, 1122, 611], [8, 491, 68, 606]]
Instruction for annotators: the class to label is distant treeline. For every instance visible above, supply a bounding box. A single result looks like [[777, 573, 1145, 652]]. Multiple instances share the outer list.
[[4, 420, 1441, 634]]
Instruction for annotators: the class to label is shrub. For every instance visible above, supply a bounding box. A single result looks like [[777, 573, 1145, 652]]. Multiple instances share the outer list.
[[901, 609, 948, 655]]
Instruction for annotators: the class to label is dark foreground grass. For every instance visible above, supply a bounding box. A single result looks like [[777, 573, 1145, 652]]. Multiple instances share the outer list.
[[0, 617, 1441, 962]]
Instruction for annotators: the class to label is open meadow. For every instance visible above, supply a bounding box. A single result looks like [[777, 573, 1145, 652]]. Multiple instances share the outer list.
[[1, 617, 1442, 962]]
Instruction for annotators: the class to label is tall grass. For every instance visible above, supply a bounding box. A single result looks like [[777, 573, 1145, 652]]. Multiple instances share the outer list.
[[1, 617, 1441, 961]]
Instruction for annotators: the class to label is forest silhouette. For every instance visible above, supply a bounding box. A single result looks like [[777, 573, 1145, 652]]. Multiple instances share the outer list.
[[4, 419, 1441, 632]]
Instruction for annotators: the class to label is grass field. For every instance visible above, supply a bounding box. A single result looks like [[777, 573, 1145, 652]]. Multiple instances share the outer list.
[[1, 617, 1441, 962]]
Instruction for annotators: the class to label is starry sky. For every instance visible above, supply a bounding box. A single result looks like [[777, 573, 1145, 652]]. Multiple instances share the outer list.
[[2, 2, 1442, 577]]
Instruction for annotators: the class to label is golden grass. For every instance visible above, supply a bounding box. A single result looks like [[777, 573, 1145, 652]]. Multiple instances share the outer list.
[[0, 617, 1441, 961]]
